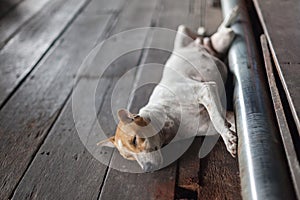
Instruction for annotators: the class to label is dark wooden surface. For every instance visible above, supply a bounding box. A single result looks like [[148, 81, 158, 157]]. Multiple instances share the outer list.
[[0, 0, 50, 48], [0, 0, 88, 107], [253, 0, 300, 134], [0, 0, 25, 19], [0, 0, 241, 199], [0, 0, 115, 198]]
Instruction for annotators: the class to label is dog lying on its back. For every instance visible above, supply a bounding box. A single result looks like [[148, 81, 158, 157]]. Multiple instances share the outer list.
[[98, 7, 239, 172]]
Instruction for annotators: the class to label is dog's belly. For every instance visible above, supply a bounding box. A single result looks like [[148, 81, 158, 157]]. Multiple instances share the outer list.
[[164, 48, 228, 84], [140, 49, 227, 139], [144, 82, 216, 138]]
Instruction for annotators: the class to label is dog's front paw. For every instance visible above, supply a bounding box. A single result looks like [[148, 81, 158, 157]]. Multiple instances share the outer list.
[[223, 130, 237, 157]]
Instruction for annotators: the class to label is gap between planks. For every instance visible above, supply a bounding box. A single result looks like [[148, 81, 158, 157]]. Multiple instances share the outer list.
[[1, 0, 123, 197], [0, 0, 91, 109]]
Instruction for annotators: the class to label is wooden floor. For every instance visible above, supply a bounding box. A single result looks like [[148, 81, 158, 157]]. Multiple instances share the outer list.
[[0, 0, 241, 199]]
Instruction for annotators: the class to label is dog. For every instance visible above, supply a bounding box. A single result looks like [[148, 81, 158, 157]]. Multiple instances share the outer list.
[[98, 7, 239, 172]]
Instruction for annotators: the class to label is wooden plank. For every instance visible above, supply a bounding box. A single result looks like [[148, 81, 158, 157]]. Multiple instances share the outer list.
[[261, 34, 300, 200], [176, 138, 201, 199], [253, 0, 300, 134], [11, 79, 112, 200], [204, 0, 222, 35], [194, 0, 222, 35], [100, 165, 177, 200], [158, 0, 199, 30], [0, 0, 88, 108], [0, 0, 24, 19], [9, 0, 161, 199], [0, 0, 116, 197], [0, 0, 51, 48], [198, 139, 241, 199], [80, 0, 162, 78]]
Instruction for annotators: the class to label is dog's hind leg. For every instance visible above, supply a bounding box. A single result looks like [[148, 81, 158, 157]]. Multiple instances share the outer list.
[[226, 111, 236, 133], [198, 82, 237, 157]]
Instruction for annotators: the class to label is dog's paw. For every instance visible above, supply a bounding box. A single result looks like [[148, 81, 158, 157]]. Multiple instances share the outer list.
[[223, 130, 237, 157]]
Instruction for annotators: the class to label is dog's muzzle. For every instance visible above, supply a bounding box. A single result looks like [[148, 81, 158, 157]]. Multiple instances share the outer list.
[[134, 150, 163, 172]]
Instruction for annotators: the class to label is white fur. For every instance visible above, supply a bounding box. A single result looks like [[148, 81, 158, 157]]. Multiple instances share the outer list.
[[137, 25, 238, 168]]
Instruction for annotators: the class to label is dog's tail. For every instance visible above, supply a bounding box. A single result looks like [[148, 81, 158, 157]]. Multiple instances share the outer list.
[[218, 5, 239, 30]]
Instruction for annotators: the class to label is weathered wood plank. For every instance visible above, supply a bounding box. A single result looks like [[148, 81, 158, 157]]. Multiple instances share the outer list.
[[253, 0, 300, 134], [194, 0, 222, 35], [198, 139, 241, 199], [176, 138, 202, 199], [204, 0, 222, 35], [158, 0, 198, 30], [11, 79, 112, 200], [0, 0, 116, 197], [0, 0, 88, 107], [9, 0, 161, 199], [80, 0, 162, 78], [0, 0, 51, 48], [0, 0, 24, 19], [100, 164, 177, 200]]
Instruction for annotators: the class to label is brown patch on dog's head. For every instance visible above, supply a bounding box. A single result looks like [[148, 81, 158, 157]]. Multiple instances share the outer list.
[[97, 109, 161, 161]]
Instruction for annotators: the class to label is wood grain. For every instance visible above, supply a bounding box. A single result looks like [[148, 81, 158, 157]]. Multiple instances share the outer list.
[[0, 0, 50, 48], [10, 0, 161, 199], [0, 0, 24, 19], [0, 0, 88, 107], [199, 139, 241, 200], [0, 0, 115, 198], [11, 80, 112, 200], [176, 138, 202, 199]]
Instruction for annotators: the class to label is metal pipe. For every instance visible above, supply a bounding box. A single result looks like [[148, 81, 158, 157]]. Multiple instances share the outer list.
[[220, 0, 295, 199]]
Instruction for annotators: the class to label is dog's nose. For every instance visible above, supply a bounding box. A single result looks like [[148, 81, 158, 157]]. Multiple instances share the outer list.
[[142, 162, 154, 172]]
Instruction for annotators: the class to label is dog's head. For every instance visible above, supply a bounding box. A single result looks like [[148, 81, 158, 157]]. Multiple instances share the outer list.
[[97, 109, 163, 172]]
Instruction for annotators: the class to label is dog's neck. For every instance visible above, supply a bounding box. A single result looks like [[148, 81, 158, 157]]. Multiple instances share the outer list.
[[139, 104, 179, 146]]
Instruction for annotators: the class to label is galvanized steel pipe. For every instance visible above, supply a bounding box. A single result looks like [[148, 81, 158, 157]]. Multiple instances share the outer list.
[[220, 0, 295, 199]]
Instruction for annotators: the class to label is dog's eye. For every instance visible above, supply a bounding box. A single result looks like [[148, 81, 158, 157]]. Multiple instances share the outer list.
[[132, 136, 137, 146]]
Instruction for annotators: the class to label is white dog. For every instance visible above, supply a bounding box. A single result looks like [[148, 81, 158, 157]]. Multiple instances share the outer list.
[[98, 7, 239, 172]]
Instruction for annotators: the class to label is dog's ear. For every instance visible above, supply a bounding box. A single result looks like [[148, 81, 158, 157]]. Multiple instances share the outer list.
[[134, 116, 149, 127], [117, 109, 133, 124], [97, 136, 116, 148]]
